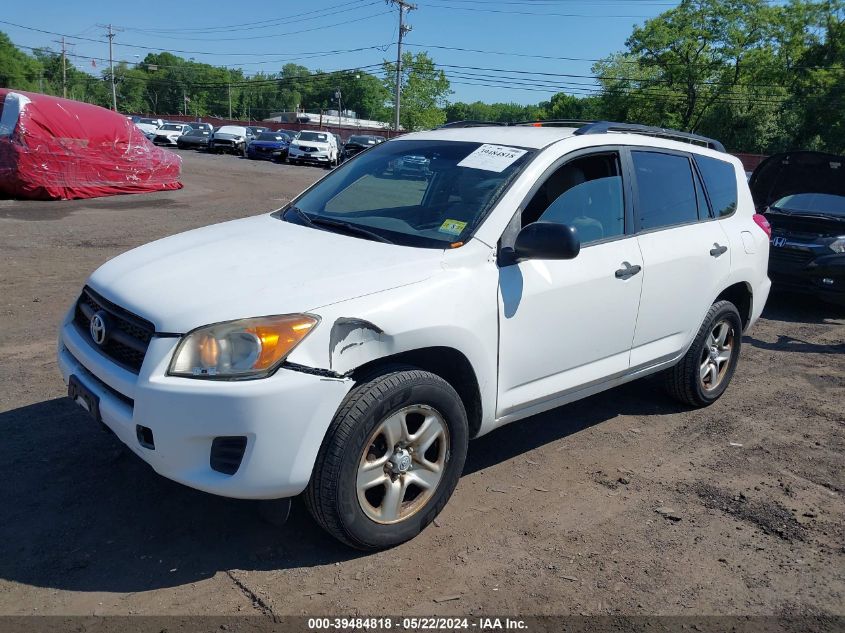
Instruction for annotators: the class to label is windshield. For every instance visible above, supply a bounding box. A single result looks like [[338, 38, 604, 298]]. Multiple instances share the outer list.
[[187, 129, 208, 136], [348, 136, 376, 145], [160, 124, 183, 131], [284, 139, 534, 248], [298, 131, 329, 143], [139, 118, 158, 125], [258, 132, 287, 141], [772, 193, 845, 217]]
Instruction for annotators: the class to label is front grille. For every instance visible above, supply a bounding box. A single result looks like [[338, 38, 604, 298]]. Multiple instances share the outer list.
[[214, 139, 235, 146], [73, 286, 155, 373]]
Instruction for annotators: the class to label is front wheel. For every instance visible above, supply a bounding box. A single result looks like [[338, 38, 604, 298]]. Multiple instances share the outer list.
[[305, 367, 468, 550], [664, 300, 743, 407]]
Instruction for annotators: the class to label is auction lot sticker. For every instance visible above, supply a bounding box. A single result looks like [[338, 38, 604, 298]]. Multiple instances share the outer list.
[[457, 144, 527, 172]]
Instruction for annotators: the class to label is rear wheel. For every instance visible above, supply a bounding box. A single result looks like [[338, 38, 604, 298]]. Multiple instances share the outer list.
[[305, 367, 468, 550], [664, 300, 742, 407]]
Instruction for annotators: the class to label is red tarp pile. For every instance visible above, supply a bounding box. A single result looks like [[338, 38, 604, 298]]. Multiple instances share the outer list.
[[0, 89, 182, 200]]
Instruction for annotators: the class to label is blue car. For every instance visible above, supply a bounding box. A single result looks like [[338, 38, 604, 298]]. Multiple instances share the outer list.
[[246, 131, 292, 161]]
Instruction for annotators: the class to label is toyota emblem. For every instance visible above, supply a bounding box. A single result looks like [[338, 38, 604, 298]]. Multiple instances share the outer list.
[[89, 311, 108, 346]]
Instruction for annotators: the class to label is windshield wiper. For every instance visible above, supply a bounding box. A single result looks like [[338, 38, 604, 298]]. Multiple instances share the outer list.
[[285, 205, 315, 227], [308, 216, 394, 244], [284, 206, 394, 244]]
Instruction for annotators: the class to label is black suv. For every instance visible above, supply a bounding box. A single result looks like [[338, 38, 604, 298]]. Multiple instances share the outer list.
[[750, 151, 845, 305]]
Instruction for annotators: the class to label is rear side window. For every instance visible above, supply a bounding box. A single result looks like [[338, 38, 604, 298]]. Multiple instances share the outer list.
[[632, 151, 698, 231], [695, 155, 738, 217]]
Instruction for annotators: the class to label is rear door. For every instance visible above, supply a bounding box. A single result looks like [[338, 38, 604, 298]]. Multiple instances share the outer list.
[[629, 149, 732, 367]]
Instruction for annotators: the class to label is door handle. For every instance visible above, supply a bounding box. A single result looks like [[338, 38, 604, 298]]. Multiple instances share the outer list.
[[615, 261, 642, 280], [710, 243, 728, 257]]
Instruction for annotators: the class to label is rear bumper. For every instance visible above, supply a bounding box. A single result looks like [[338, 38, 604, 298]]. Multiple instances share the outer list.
[[58, 315, 353, 499]]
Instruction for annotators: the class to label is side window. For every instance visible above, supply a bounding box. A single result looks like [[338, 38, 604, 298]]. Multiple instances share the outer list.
[[632, 151, 699, 231], [522, 152, 625, 245], [694, 155, 738, 218]]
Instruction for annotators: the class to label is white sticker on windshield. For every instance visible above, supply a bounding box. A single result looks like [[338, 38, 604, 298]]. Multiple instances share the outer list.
[[457, 144, 527, 172]]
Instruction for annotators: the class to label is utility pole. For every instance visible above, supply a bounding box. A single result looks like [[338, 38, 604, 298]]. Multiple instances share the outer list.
[[53, 36, 72, 98], [228, 83, 232, 120], [388, 0, 415, 131], [61, 37, 67, 98], [98, 24, 121, 111], [335, 87, 342, 123]]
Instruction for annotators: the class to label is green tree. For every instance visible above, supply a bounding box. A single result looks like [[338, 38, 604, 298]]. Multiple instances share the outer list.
[[383, 51, 451, 130], [0, 32, 42, 90]]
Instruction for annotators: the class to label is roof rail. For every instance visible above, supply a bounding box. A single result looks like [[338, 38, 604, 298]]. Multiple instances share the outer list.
[[574, 121, 725, 152], [438, 120, 507, 128], [513, 119, 595, 128]]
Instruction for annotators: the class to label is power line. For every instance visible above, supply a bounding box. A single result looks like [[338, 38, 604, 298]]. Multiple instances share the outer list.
[[121, 0, 378, 34]]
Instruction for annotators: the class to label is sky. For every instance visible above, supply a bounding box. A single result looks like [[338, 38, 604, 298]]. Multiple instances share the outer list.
[[1, 0, 677, 106]]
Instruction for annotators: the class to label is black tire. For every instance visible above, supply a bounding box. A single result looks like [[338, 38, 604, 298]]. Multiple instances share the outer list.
[[664, 300, 743, 407], [305, 367, 469, 550]]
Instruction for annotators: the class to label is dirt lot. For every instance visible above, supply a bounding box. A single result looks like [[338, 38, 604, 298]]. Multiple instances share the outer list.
[[0, 149, 843, 618]]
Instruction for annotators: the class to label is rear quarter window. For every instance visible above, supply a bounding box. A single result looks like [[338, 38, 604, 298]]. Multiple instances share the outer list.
[[694, 155, 738, 217]]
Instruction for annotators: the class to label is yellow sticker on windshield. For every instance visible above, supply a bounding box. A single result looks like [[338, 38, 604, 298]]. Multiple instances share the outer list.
[[439, 219, 467, 236]]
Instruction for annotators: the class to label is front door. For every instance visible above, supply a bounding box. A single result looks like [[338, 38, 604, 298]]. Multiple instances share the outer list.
[[497, 149, 643, 419]]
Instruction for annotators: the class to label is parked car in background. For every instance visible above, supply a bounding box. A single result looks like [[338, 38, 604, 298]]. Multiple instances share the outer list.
[[246, 131, 292, 161], [0, 89, 181, 199], [135, 117, 165, 139], [58, 121, 769, 549], [287, 130, 338, 167], [246, 126, 269, 138], [209, 125, 252, 155], [393, 154, 430, 178], [176, 127, 212, 150], [152, 123, 193, 146], [750, 150, 845, 305], [189, 122, 214, 133], [340, 135, 382, 162]]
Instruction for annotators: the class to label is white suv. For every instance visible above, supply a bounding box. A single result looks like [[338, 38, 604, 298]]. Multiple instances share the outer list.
[[288, 130, 339, 167], [58, 121, 771, 550]]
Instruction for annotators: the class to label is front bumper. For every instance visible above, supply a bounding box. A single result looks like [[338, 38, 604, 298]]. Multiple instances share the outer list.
[[58, 315, 352, 499], [247, 146, 287, 160], [153, 136, 180, 146], [288, 148, 331, 163], [210, 140, 244, 153], [769, 250, 845, 304]]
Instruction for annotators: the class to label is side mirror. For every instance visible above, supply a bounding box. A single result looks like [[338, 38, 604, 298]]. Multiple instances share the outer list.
[[511, 222, 580, 262]]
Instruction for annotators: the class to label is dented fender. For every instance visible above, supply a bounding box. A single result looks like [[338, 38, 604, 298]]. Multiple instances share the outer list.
[[285, 240, 501, 433]]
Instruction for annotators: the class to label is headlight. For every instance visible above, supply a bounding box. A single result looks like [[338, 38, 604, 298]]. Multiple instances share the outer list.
[[829, 237, 845, 253], [168, 314, 319, 379]]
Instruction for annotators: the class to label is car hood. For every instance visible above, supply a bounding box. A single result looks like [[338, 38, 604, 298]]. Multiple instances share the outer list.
[[749, 151, 845, 210], [135, 123, 157, 133], [86, 214, 444, 333], [213, 132, 244, 141]]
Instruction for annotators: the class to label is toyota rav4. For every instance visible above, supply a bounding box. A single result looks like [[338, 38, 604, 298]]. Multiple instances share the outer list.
[[58, 121, 771, 550]]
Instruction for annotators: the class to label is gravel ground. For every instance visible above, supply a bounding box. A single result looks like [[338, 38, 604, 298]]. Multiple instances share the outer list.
[[0, 149, 843, 618]]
